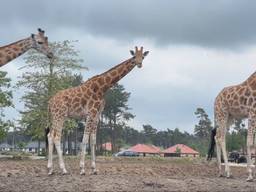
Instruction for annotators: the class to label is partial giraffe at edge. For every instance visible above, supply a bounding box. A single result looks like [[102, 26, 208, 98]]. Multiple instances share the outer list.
[[0, 28, 53, 67], [208, 71, 256, 181], [46, 46, 149, 175]]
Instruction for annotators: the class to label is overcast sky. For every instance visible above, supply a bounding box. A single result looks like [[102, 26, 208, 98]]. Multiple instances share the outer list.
[[1, 0, 256, 132]]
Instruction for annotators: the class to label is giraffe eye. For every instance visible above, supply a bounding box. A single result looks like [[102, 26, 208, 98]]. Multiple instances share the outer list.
[[38, 41, 43, 44]]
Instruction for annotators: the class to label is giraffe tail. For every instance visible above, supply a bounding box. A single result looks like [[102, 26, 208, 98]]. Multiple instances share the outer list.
[[45, 126, 50, 155], [207, 127, 217, 161]]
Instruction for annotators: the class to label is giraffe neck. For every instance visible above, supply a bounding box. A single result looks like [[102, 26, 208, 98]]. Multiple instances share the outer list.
[[100, 57, 135, 90], [0, 37, 33, 67]]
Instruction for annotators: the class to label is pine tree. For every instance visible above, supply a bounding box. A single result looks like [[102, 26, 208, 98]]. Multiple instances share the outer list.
[[0, 70, 13, 141]]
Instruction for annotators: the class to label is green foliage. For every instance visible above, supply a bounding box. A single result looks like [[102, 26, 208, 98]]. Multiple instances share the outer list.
[[99, 84, 135, 152], [194, 108, 213, 138], [16, 40, 85, 140], [0, 70, 13, 141], [16, 141, 26, 149], [142, 124, 157, 144]]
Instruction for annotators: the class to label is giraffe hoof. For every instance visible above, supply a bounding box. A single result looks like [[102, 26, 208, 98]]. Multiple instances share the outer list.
[[62, 170, 68, 175], [218, 174, 223, 177], [246, 177, 254, 182], [80, 170, 85, 175], [48, 171, 54, 176], [90, 169, 98, 175]]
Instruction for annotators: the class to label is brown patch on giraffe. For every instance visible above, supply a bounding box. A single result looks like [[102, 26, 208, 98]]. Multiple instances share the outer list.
[[250, 80, 256, 90], [91, 109, 97, 116], [110, 71, 117, 76], [12, 47, 19, 52], [91, 83, 99, 92], [111, 76, 119, 84], [92, 94, 98, 100], [72, 97, 80, 104], [240, 97, 247, 105], [0, 52, 3, 57], [88, 100, 94, 108], [238, 88, 245, 95], [245, 88, 251, 96], [73, 103, 80, 109], [234, 101, 239, 106], [248, 97, 253, 106], [117, 67, 124, 73], [233, 94, 239, 101], [97, 77, 104, 84], [76, 107, 82, 113], [94, 101, 100, 108], [105, 76, 111, 83], [81, 98, 87, 106], [6, 56, 11, 62], [102, 85, 108, 92]]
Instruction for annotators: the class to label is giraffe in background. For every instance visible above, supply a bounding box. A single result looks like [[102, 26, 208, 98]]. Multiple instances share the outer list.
[[46, 47, 149, 175], [208, 71, 256, 181], [0, 28, 53, 67]]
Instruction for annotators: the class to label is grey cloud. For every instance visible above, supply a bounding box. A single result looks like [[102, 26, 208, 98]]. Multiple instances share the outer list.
[[1, 1, 256, 49]]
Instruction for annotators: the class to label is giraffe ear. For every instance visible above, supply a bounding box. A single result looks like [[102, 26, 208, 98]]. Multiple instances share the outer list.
[[130, 50, 135, 56], [143, 51, 149, 57], [31, 34, 35, 39]]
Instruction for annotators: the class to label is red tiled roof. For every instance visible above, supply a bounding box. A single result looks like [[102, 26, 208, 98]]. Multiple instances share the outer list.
[[102, 142, 112, 151], [128, 144, 160, 154], [162, 144, 199, 154]]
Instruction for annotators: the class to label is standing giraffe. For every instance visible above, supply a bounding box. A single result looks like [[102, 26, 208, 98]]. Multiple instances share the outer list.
[[0, 28, 53, 67], [208, 71, 256, 181], [46, 46, 149, 175]]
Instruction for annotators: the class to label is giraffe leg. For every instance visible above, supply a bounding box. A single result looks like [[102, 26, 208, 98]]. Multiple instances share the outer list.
[[54, 137, 67, 175], [51, 119, 67, 175], [217, 115, 231, 178], [80, 121, 89, 175], [215, 136, 222, 177], [47, 133, 54, 175], [221, 137, 231, 178], [90, 131, 97, 174], [246, 117, 255, 182]]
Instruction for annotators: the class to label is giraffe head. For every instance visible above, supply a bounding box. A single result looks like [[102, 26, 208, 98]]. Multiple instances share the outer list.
[[31, 28, 53, 59], [130, 46, 149, 68]]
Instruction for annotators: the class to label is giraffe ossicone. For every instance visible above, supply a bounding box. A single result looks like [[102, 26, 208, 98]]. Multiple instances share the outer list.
[[208, 71, 256, 181], [0, 28, 53, 67], [46, 46, 149, 175]]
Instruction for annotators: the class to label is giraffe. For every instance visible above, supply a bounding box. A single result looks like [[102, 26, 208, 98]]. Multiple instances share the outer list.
[[207, 71, 256, 181], [0, 28, 53, 67], [46, 46, 149, 175]]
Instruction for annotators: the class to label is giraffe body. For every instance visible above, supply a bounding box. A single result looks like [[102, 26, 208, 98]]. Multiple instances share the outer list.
[[210, 72, 256, 181], [0, 28, 53, 67], [47, 47, 149, 175]]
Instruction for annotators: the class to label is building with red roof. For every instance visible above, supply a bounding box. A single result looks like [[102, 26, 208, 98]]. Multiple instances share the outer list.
[[128, 144, 161, 156], [102, 142, 112, 151], [162, 144, 199, 157]]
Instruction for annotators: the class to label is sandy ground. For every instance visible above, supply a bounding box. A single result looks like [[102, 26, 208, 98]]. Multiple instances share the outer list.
[[0, 156, 256, 192]]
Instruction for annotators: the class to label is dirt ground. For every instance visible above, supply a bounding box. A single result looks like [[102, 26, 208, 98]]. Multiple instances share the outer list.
[[0, 156, 256, 192]]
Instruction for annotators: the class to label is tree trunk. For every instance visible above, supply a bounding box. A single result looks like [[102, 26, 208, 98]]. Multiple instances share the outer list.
[[110, 119, 115, 154], [74, 125, 77, 155], [68, 131, 72, 155], [37, 140, 41, 156], [62, 131, 66, 155]]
